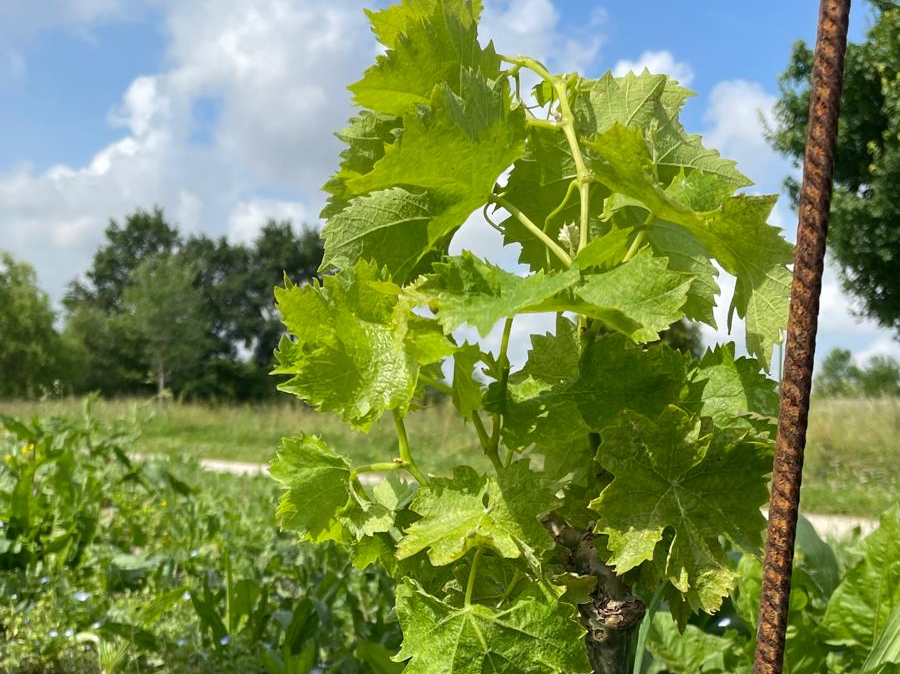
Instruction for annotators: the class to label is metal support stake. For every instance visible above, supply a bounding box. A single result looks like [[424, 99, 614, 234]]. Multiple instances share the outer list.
[[753, 1, 851, 673]]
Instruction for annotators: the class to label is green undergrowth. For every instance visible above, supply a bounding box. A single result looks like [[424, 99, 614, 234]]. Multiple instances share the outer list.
[[1, 404, 897, 673], [2, 396, 896, 517], [0, 397, 484, 476], [0, 402, 400, 673]]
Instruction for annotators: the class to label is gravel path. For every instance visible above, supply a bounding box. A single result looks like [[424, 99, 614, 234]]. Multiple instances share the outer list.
[[196, 458, 878, 540]]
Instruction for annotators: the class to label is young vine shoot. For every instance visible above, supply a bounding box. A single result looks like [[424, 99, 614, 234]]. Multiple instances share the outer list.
[[268, 0, 792, 671]]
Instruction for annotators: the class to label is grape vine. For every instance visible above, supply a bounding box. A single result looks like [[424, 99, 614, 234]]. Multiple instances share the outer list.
[[269, 1, 792, 672]]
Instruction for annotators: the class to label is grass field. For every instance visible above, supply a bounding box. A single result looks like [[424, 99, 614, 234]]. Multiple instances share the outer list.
[[2, 396, 897, 517]]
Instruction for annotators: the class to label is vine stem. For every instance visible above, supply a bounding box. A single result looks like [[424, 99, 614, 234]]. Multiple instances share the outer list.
[[552, 77, 593, 253], [465, 548, 485, 607], [392, 410, 429, 486], [350, 461, 403, 481], [492, 195, 572, 267], [471, 412, 500, 471], [499, 55, 593, 255], [622, 231, 646, 263], [485, 318, 514, 472], [631, 584, 665, 674], [545, 179, 579, 231]]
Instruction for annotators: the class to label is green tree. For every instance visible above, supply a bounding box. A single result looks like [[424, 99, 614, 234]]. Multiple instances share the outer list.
[[64, 208, 182, 394], [858, 354, 900, 396], [67, 207, 180, 312], [249, 220, 323, 367], [119, 255, 209, 397], [814, 348, 861, 397], [0, 252, 62, 397], [65, 207, 324, 399], [814, 346, 900, 397], [769, 1, 900, 332]]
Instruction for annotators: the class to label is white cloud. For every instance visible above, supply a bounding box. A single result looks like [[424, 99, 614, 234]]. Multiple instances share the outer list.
[[701, 79, 786, 188], [480, 0, 602, 73], [0, 0, 372, 304], [228, 199, 310, 245], [612, 50, 694, 86], [855, 337, 900, 365]]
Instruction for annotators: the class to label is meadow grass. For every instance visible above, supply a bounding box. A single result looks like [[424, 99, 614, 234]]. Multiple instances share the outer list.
[[0, 396, 488, 475], [2, 395, 896, 517], [803, 396, 899, 517]]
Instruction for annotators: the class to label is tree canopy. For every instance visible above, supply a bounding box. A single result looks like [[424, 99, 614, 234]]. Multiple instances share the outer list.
[[63, 208, 324, 399], [120, 255, 209, 397], [0, 252, 63, 397], [769, 1, 900, 333]]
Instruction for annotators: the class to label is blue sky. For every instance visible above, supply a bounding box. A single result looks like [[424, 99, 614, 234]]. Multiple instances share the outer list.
[[0, 0, 895, 368]]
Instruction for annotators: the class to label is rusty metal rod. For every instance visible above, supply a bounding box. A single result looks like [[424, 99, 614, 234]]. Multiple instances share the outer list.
[[753, 1, 851, 673]]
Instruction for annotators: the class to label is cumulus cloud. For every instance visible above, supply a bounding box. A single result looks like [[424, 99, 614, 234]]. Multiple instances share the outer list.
[[0, 0, 373, 303], [701, 79, 786, 189], [1, 0, 602, 313], [228, 199, 310, 245], [0, 0, 134, 48], [612, 50, 694, 86], [480, 0, 603, 73], [855, 337, 900, 365]]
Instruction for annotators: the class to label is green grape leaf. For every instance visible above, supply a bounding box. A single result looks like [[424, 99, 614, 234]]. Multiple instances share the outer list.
[[445, 554, 531, 607], [574, 70, 674, 135], [573, 70, 748, 192], [367, 0, 485, 49], [269, 435, 353, 544], [498, 332, 689, 455], [351, 0, 497, 115], [408, 314, 457, 365], [321, 187, 446, 281], [688, 196, 793, 365], [663, 169, 738, 214], [348, 71, 524, 199], [396, 463, 556, 565], [646, 220, 719, 326], [345, 473, 417, 539], [574, 224, 633, 271], [273, 260, 425, 430], [585, 123, 695, 222], [590, 406, 771, 612], [322, 111, 402, 218], [326, 68, 525, 281], [570, 334, 690, 430], [494, 317, 590, 451], [575, 249, 693, 342], [583, 125, 791, 363], [407, 251, 580, 336], [651, 109, 751, 192], [452, 342, 485, 417], [516, 314, 580, 385], [684, 343, 779, 429], [394, 580, 591, 674], [822, 505, 900, 657]]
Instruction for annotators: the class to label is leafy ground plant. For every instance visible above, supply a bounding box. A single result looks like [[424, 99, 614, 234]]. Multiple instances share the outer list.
[[0, 405, 399, 673], [269, 1, 794, 672], [646, 508, 900, 674]]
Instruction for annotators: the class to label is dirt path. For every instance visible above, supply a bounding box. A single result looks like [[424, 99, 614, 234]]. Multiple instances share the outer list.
[[196, 458, 878, 540]]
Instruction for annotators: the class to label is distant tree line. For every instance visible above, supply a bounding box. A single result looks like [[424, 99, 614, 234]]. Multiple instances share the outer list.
[[2, 205, 708, 402], [1, 207, 322, 400], [814, 347, 900, 398]]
